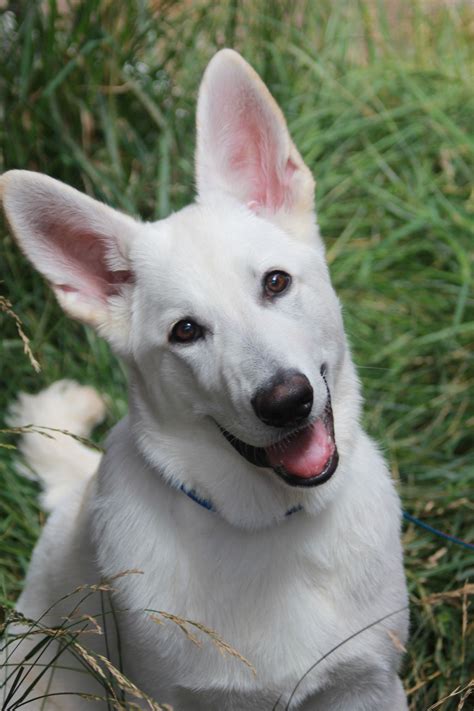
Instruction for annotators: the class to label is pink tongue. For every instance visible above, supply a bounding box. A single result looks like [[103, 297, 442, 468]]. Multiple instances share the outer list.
[[266, 420, 334, 479]]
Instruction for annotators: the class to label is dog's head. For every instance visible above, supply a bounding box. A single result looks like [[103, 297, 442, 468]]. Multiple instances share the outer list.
[[1, 50, 361, 527]]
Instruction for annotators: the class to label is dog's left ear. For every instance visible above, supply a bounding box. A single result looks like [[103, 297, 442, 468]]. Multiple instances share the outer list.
[[0, 170, 138, 353], [196, 49, 317, 242]]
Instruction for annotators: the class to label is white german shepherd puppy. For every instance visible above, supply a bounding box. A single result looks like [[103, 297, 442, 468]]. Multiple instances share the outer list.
[[1, 50, 408, 710]]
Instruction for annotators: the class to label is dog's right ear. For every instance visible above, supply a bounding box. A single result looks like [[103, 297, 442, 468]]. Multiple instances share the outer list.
[[1, 170, 138, 353], [196, 49, 317, 243]]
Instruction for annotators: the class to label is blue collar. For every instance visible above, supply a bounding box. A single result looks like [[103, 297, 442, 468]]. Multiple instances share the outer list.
[[179, 482, 303, 518], [181, 487, 474, 549], [179, 483, 215, 511]]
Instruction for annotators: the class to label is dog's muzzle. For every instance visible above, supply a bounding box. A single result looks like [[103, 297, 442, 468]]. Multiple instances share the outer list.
[[219, 367, 338, 487]]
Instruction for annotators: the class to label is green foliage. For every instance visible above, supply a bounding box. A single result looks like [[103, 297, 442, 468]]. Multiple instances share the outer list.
[[1, 1, 473, 709]]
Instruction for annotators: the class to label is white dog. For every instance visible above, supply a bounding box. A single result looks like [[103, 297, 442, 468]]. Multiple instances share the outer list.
[[1, 50, 408, 710]]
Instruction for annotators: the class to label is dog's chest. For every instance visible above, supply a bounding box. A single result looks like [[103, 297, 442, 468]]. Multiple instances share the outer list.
[[93, 436, 398, 704], [102, 499, 371, 702]]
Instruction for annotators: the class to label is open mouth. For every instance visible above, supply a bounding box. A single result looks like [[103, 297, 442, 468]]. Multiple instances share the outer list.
[[219, 372, 339, 488]]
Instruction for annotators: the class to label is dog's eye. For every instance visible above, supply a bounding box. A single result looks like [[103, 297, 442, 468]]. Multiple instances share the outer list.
[[263, 270, 292, 297], [170, 319, 204, 344]]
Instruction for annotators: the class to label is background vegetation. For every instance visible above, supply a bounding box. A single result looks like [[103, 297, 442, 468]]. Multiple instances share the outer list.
[[0, 1, 473, 709]]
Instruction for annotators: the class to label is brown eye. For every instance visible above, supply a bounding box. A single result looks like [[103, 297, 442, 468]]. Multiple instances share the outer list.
[[264, 270, 292, 297], [170, 319, 204, 344]]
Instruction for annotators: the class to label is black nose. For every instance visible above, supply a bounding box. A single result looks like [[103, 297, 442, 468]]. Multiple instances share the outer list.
[[251, 370, 313, 428]]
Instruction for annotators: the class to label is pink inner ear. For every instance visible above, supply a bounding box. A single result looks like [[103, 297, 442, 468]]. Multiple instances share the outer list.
[[39, 216, 133, 303], [211, 77, 297, 212]]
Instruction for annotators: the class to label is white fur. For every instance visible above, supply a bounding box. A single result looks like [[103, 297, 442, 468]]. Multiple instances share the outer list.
[[6, 380, 105, 511], [1, 49, 408, 710]]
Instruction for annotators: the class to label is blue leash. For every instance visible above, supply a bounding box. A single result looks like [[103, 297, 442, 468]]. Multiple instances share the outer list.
[[403, 510, 474, 552], [179, 483, 474, 550]]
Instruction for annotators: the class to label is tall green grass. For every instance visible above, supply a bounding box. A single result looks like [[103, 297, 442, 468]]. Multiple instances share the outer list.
[[1, 1, 473, 708]]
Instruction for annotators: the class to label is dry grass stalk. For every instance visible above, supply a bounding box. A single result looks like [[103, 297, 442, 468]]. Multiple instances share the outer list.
[[0, 295, 41, 372], [72, 642, 107, 680], [149, 610, 256, 675], [422, 582, 474, 606], [73, 570, 143, 597], [95, 653, 172, 710], [405, 671, 442, 697], [80, 697, 145, 711], [386, 629, 407, 653], [62, 612, 103, 636], [427, 678, 474, 711], [1, 424, 104, 452], [1, 603, 171, 710]]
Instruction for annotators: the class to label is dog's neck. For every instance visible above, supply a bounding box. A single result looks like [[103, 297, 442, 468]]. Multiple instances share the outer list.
[[124, 366, 358, 530]]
